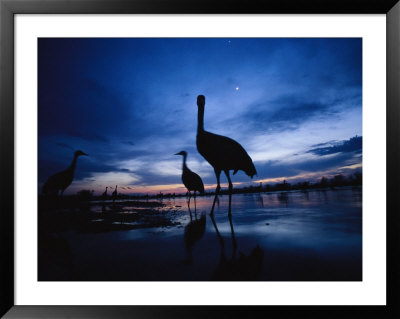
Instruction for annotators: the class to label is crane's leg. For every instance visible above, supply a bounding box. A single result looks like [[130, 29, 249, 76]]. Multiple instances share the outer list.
[[228, 210, 237, 250], [210, 169, 221, 216], [224, 170, 233, 216], [224, 170, 233, 193], [194, 191, 197, 214], [224, 170, 237, 247], [187, 191, 191, 208], [187, 200, 193, 221]]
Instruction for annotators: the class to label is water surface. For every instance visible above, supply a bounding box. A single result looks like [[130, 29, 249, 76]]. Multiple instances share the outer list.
[[39, 187, 362, 281]]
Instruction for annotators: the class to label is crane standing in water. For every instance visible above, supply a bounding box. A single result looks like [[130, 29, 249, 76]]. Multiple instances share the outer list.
[[195, 95, 256, 215], [175, 151, 205, 209], [101, 187, 108, 200], [42, 150, 88, 197], [112, 185, 118, 202]]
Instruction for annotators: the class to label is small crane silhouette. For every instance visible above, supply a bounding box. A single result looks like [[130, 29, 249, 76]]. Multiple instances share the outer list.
[[175, 151, 204, 208], [195, 95, 256, 215], [112, 185, 118, 202], [42, 150, 88, 197], [101, 187, 108, 200]]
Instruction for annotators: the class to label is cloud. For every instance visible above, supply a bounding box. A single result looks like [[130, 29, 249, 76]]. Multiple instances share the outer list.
[[253, 151, 361, 181], [39, 77, 133, 140], [307, 136, 362, 156], [56, 142, 74, 150], [310, 140, 338, 148], [75, 171, 140, 188], [239, 92, 361, 135]]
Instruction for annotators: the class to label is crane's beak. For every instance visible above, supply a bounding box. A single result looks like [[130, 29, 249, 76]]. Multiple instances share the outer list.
[[174, 152, 181, 156], [82, 152, 88, 156]]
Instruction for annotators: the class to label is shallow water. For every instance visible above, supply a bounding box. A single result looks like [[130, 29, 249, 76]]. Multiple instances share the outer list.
[[41, 187, 362, 281]]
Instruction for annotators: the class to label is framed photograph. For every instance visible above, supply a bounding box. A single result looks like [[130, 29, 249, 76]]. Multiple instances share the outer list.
[[1, 0, 399, 318]]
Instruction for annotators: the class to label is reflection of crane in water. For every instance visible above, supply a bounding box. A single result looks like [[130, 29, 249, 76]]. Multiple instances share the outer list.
[[175, 151, 204, 209], [209, 195, 264, 281], [42, 150, 88, 197], [256, 193, 264, 207], [302, 189, 310, 201], [112, 185, 118, 202], [277, 192, 289, 206], [316, 189, 329, 205], [184, 206, 206, 265], [195, 95, 256, 215]]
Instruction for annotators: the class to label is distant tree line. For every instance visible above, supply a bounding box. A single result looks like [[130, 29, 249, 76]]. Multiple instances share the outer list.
[[229, 171, 362, 195]]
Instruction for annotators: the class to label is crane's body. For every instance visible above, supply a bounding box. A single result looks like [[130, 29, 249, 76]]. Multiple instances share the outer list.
[[196, 130, 256, 178], [42, 150, 87, 197], [175, 151, 204, 195]]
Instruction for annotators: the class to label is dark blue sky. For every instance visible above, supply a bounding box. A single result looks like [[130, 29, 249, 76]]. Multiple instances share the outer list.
[[38, 38, 362, 195]]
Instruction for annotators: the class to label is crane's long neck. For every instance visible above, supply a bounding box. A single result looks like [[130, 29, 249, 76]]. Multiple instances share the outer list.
[[68, 155, 79, 172], [197, 105, 205, 133], [182, 154, 188, 171]]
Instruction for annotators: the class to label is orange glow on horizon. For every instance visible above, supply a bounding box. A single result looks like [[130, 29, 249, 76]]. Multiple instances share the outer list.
[[128, 181, 246, 195]]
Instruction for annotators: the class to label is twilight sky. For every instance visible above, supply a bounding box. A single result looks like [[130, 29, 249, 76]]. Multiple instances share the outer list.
[[38, 38, 362, 195]]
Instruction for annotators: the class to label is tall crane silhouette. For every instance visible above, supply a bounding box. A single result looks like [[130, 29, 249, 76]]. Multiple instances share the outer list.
[[195, 95, 256, 215]]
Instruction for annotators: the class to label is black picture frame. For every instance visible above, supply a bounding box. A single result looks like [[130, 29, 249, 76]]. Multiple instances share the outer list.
[[1, 0, 399, 318]]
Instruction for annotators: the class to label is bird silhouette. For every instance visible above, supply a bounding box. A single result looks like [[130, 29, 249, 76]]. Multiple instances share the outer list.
[[42, 150, 88, 197], [184, 211, 206, 265], [195, 95, 256, 215], [101, 187, 108, 200], [112, 185, 118, 202], [175, 151, 205, 208]]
